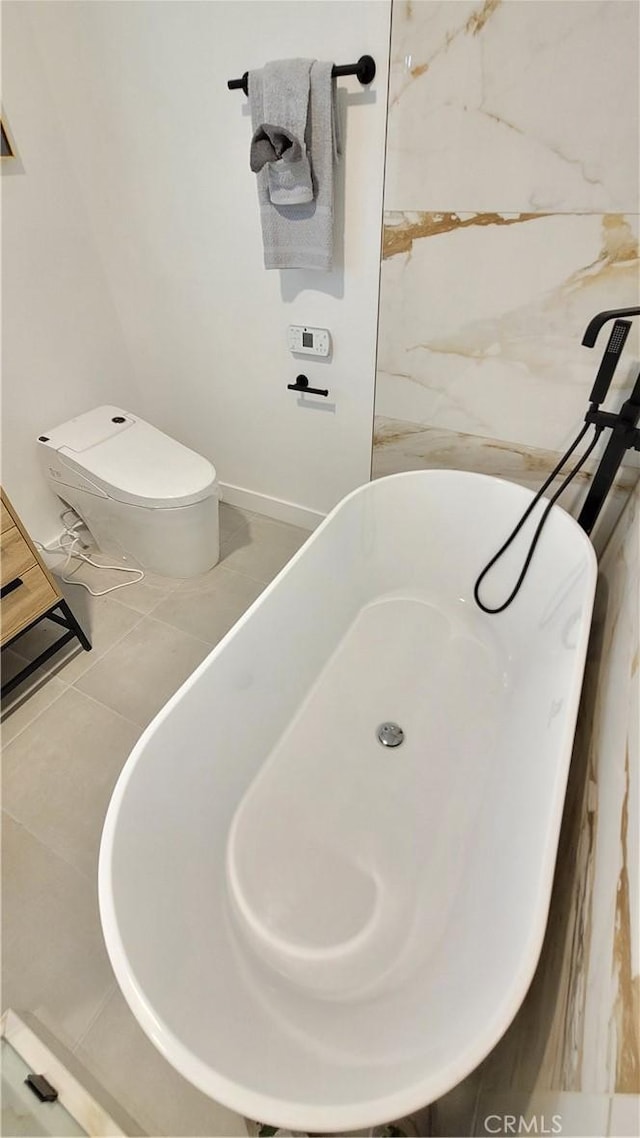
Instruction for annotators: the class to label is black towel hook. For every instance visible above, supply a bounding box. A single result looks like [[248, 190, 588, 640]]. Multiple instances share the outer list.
[[227, 55, 376, 96]]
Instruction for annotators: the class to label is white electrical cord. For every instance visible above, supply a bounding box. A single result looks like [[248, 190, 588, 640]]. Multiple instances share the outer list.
[[35, 511, 145, 597]]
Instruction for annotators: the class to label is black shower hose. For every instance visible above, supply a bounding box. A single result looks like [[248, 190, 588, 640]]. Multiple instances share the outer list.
[[473, 422, 604, 614]]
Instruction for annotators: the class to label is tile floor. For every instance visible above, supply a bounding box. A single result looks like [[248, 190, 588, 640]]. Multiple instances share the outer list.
[[1, 502, 308, 1137]]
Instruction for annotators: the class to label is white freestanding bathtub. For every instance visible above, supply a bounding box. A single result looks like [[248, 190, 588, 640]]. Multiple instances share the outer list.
[[99, 471, 597, 1133]]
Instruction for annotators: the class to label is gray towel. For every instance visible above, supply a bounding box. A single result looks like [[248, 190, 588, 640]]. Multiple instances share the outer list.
[[257, 59, 314, 206], [250, 124, 305, 178], [248, 60, 341, 271]]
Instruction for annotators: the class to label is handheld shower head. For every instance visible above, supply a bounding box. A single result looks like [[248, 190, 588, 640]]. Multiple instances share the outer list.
[[588, 319, 632, 405], [582, 307, 640, 347]]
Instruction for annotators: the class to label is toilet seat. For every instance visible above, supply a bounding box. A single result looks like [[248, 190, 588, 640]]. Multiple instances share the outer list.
[[40, 406, 217, 509]]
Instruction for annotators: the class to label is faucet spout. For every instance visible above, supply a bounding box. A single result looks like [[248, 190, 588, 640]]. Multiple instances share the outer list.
[[581, 307, 640, 347]]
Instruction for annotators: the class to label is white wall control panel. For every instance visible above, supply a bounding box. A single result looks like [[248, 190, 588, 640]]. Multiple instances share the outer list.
[[288, 325, 331, 357]]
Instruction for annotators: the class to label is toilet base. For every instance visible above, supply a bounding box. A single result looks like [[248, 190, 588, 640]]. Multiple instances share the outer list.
[[51, 484, 220, 578]]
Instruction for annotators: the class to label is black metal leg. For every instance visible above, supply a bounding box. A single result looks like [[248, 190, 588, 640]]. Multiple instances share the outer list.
[[57, 600, 92, 652], [1, 599, 91, 700], [1, 631, 77, 698]]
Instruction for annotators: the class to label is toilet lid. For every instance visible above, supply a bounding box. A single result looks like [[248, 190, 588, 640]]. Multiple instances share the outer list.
[[48, 407, 217, 509]]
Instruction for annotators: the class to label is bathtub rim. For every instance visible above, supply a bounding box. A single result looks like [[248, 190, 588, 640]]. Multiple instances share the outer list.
[[98, 469, 598, 1132]]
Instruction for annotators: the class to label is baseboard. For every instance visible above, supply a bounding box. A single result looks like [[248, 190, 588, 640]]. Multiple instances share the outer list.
[[1, 1009, 138, 1135], [218, 482, 325, 531]]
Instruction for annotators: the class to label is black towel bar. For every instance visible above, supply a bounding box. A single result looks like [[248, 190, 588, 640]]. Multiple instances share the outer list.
[[228, 55, 376, 96]]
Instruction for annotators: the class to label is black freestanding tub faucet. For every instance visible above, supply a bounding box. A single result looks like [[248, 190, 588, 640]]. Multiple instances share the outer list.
[[578, 307, 640, 534]]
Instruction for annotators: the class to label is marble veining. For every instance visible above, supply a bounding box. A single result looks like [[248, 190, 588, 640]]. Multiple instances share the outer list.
[[614, 749, 639, 1094], [377, 211, 639, 453], [382, 210, 551, 260], [389, 0, 502, 109], [385, 0, 639, 213], [372, 417, 638, 554]]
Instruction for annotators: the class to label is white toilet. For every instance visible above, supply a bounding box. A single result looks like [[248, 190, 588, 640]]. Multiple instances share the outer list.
[[38, 406, 220, 578]]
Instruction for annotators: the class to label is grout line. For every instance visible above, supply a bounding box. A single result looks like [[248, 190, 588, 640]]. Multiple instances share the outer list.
[[161, 560, 272, 596], [2, 808, 100, 886], [71, 981, 119, 1055], [218, 565, 273, 588], [605, 1094, 614, 1138], [1, 644, 81, 693], [67, 625, 216, 726], [469, 1077, 482, 1137], [222, 557, 296, 586], [128, 611, 217, 650], [106, 575, 185, 613], [5, 598, 149, 696], [3, 657, 146, 738], [123, 590, 181, 620], [65, 683, 147, 734], [219, 511, 255, 541], [133, 609, 222, 648], [140, 578, 271, 643], [62, 609, 149, 685], [2, 681, 143, 756], [3, 559, 281, 736], [221, 522, 308, 555], [88, 598, 149, 636], [1, 682, 69, 745], [218, 542, 301, 587]]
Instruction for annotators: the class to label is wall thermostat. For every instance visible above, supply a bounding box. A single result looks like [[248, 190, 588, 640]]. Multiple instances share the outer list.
[[288, 325, 331, 357]]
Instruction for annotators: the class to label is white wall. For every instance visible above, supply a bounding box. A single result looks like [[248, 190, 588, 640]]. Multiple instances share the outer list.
[[1, 3, 143, 542], [2, 0, 391, 540]]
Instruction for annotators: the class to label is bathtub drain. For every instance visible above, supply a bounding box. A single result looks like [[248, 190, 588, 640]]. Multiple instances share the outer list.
[[377, 722, 404, 748]]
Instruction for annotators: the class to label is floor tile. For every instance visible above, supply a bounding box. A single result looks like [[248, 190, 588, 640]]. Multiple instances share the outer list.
[[2, 687, 141, 879], [62, 557, 183, 616], [1, 669, 68, 746], [152, 566, 265, 645], [609, 1094, 640, 1136], [1, 813, 117, 1053], [219, 501, 254, 544], [2, 614, 84, 684], [1, 506, 298, 1138], [11, 591, 143, 685], [2, 646, 35, 684], [75, 987, 247, 1137], [74, 616, 211, 728], [219, 516, 308, 583]]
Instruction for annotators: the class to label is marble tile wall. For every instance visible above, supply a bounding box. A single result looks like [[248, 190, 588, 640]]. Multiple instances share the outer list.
[[374, 0, 640, 1124], [374, 0, 640, 491], [377, 211, 639, 455], [384, 0, 638, 214], [373, 418, 636, 553]]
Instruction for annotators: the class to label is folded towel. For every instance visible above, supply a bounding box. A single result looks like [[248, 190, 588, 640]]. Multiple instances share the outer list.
[[249, 60, 341, 271], [250, 123, 304, 174], [259, 58, 314, 206]]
